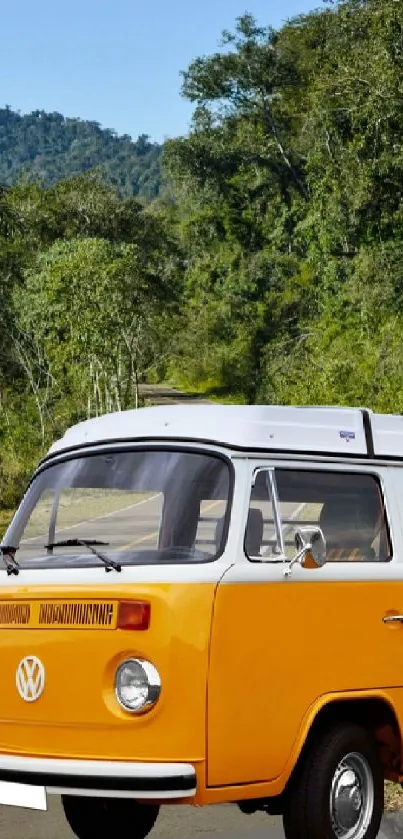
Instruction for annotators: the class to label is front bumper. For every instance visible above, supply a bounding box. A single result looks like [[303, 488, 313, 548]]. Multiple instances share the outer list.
[[0, 755, 197, 799]]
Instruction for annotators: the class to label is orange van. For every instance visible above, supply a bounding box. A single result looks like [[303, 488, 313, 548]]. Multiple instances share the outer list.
[[0, 403, 403, 839]]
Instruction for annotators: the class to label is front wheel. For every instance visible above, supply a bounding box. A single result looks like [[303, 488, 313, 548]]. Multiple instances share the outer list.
[[62, 795, 160, 839], [282, 722, 384, 839]]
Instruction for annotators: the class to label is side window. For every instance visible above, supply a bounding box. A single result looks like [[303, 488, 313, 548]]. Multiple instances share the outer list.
[[245, 469, 392, 563], [276, 470, 392, 563]]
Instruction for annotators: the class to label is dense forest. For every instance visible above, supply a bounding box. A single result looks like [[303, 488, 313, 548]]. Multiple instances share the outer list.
[[1, 0, 403, 511], [0, 107, 163, 199]]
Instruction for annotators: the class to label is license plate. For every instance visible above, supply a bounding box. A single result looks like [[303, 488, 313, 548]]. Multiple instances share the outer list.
[[0, 780, 47, 810]]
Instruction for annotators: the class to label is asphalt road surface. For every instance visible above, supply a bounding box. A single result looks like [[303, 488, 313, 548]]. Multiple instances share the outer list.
[[138, 384, 213, 405], [0, 798, 401, 838], [0, 799, 280, 839]]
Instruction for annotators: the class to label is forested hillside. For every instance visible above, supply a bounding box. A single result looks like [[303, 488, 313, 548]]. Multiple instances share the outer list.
[[1, 0, 403, 510], [0, 108, 163, 198]]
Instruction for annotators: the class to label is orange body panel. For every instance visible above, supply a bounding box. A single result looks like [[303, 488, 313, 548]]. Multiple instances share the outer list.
[[0, 582, 215, 765], [2, 574, 403, 806], [207, 577, 403, 789]]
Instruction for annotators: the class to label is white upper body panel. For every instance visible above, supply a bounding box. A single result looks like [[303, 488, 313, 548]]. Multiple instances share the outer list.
[[371, 412, 403, 458], [47, 404, 372, 458], [43, 402, 403, 462]]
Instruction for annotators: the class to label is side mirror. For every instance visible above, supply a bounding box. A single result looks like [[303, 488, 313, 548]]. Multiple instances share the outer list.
[[284, 526, 326, 578]]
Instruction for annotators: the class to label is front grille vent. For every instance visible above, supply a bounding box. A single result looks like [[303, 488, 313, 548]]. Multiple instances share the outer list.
[[0, 601, 116, 629]]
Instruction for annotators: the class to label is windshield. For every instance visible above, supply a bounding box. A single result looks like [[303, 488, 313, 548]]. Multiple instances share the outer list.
[[4, 448, 231, 568]]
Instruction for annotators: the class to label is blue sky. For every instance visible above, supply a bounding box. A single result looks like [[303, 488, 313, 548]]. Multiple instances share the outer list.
[[1, 0, 323, 143]]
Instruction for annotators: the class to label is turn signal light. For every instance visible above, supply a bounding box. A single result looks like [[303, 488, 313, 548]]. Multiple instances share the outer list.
[[117, 601, 151, 631]]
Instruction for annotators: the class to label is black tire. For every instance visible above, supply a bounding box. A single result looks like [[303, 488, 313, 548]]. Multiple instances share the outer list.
[[62, 795, 160, 839], [282, 722, 384, 839]]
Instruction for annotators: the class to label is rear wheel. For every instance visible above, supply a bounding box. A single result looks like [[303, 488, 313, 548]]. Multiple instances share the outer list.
[[62, 795, 160, 839], [282, 723, 384, 839]]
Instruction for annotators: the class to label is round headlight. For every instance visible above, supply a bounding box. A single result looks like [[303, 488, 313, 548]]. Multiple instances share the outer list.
[[115, 659, 161, 713]]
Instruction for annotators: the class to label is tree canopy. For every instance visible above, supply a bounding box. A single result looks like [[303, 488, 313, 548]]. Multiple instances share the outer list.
[[0, 108, 163, 199], [164, 0, 403, 406]]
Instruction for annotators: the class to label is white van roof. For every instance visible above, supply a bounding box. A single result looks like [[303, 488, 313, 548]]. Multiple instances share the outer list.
[[45, 404, 403, 460]]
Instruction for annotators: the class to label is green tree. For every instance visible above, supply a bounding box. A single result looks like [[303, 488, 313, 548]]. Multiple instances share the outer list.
[[16, 235, 180, 425], [0, 108, 163, 199]]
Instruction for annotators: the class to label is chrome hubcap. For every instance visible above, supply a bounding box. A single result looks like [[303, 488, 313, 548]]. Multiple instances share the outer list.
[[330, 752, 374, 838]]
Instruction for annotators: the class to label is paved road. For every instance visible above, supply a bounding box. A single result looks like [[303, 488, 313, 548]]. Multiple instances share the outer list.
[[138, 384, 213, 405], [0, 797, 401, 838], [0, 799, 280, 838]]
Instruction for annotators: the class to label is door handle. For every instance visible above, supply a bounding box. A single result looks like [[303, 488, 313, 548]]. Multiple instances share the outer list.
[[383, 615, 403, 623]]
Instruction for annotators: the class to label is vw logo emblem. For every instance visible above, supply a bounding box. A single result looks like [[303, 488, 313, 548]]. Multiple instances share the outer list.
[[16, 656, 45, 702]]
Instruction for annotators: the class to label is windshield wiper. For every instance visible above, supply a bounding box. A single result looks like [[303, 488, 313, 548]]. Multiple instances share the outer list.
[[0, 545, 20, 576], [44, 539, 121, 573]]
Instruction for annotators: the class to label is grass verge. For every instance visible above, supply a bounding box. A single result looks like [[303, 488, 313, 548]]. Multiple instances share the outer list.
[[0, 509, 14, 535], [385, 781, 403, 811]]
